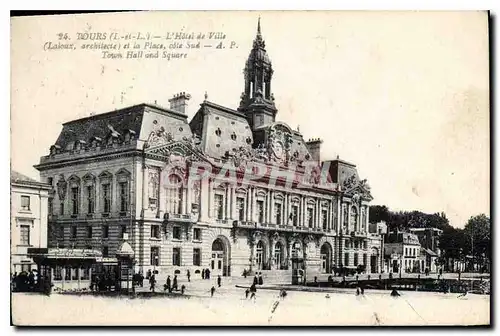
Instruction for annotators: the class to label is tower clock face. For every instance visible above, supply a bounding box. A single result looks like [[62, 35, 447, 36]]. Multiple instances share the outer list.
[[272, 141, 284, 159]]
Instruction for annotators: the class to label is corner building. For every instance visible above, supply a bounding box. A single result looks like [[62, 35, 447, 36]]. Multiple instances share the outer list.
[[35, 21, 381, 281]]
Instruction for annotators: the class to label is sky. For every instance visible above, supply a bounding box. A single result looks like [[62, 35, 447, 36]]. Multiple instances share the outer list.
[[10, 11, 489, 228]]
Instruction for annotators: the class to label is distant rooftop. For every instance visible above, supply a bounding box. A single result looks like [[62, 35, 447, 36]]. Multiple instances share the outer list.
[[11, 170, 51, 189], [11, 170, 38, 183]]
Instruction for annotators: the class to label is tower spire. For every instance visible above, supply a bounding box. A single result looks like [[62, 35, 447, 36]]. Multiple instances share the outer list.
[[257, 16, 261, 36]]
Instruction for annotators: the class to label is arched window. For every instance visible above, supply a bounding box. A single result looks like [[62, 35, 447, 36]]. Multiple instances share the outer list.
[[166, 174, 183, 214]]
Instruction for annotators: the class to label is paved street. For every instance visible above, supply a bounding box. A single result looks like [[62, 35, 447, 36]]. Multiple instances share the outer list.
[[11, 286, 490, 326]]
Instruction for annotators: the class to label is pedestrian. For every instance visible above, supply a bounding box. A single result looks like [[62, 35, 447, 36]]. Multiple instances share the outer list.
[[146, 269, 152, 280], [181, 284, 186, 295], [149, 274, 156, 292], [211, 286, 216, 297], [206, 268, 211, 280], [279, 289, 287, 300], [166, 275, 171, 291], [253, 274, 258, 286], [356, 287, 360, 296], [390, 289, 400, 297], [173, 275, 178, 291], [250, 283, 257, 301], [187, 270, 191, 282], [258, 272, 263, 285], [245, 288, 250, 299], [217, 275, 221, 287], [360, 285, 365, 295], [139, 273, 144, 287], [243, 269, 248, 278], [202, 268, 205, 280]]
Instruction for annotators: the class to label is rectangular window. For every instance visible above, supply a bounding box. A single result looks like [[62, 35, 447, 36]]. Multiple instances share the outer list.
[[173, 226, 181, 240], [214, 194, 224, 220], [21, 195, 30, 211], [236, 197, 245, 221], [363, 254, 367, 266], [193, 248, 201, 266], [60, 201, 64, 215], [71, 187, 79, 215], [102, 225, 109, 238], [121, 226, 127, 238], [354, 253, 359, 266], [87, 226, 92, 239], [345, 239, 350, 249], [81, 267, 90, 280], [65, 266, 71, 280], [102, 246, 109, 257], [172, 247, 181, 266], [256, 200, 264, 223], [307, 208, 314, 227], [20, 225, 30, 245], [71, 226, 77, 239], [193, 228, 201, 241], [54, 266, 62, 281], [86, 185, 95, 214], [151, 225, 160, 239], [322, 209, 328, 230], [291, 205, 298, 226], [150, 247, 159, 266], [72, 267, 79, 280], [58, 225, 64, 239], [344, 252, 349, 266], [274, 203, 282, 225], [119, 181, 129, 212], [102, 183, 111, 213], [47, 177, 53, 186]]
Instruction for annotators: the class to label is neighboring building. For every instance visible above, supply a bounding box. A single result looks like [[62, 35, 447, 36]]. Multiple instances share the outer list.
[[384, 231, 426, 274], [11, 171, 51, 273], [367, 221, 387, 273], [409, 227, 442, 273], [34, 21, 380, 281]]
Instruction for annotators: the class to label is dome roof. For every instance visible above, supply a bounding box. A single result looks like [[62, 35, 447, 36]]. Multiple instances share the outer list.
[[116, 241, 134, 257]]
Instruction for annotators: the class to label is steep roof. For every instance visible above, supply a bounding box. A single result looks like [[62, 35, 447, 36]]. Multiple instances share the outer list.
[[11, 170, 38, 183]]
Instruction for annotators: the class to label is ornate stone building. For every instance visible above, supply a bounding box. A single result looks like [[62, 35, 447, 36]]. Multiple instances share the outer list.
[[35, 21, 380, 281]]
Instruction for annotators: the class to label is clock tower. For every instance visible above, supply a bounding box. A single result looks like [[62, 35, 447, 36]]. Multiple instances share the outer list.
[[238, 18, 278, 131]]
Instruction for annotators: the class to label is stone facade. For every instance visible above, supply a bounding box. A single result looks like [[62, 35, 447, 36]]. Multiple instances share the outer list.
[[35, 21, 382, 281], [11, 171, 51, 273]]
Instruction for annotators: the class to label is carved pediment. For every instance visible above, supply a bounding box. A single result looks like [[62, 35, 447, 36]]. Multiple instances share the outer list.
[[344, 183, 373, 201]]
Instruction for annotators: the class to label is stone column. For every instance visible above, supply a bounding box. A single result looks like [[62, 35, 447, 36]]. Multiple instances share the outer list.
[[182, 187, 188, 214], [250, 187, 256, 222], [224, 186, 229, 220], [284, 193, 289, 225], [269, 191, 274, 224], [208, 179, 213, 218], [186, 183, 192, 214], [200, 179, 210, 221], [230, 185, 235, 219], [158, 170, 165, 218]]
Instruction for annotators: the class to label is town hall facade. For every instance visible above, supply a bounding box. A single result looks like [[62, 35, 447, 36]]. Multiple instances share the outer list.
[[35, 21, 383, 281]]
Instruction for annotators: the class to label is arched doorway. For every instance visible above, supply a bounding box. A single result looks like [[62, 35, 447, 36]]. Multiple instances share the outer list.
[[211, 238, 230, 276], [274, 242, 284, 270], [255, 241, 267, 270], [320, 243, 332, 273]]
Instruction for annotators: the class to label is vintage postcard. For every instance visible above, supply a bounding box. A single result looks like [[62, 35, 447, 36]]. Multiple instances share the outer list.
[[10, 11, 490, 326]]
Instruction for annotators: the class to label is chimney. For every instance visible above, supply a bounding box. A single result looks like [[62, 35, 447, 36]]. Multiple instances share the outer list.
[[305, 138, 323, 162], [168, 92, 191, 114]]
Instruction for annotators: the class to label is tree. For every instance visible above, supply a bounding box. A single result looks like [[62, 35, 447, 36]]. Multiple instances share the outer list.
[[463, 214, 491, 271]]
